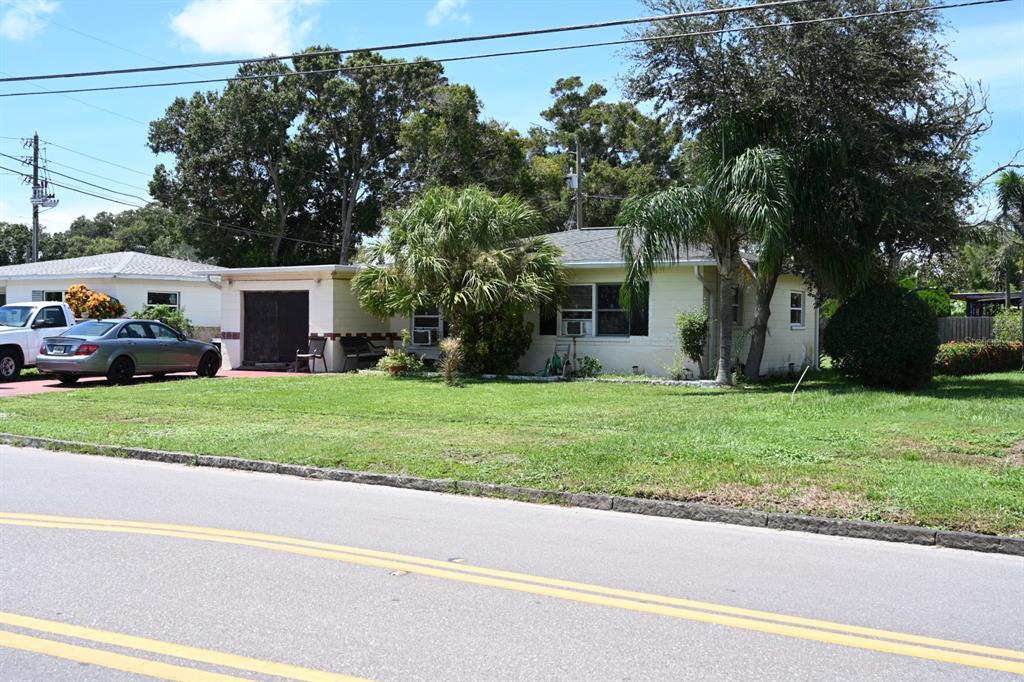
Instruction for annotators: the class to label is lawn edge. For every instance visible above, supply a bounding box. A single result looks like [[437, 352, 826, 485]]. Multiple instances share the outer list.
[[2, 432, 1021, 557]]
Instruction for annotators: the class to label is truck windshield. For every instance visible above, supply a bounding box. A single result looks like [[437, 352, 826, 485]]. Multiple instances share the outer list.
[[63, 320, 116, 338], [0, 306, 34, 328]]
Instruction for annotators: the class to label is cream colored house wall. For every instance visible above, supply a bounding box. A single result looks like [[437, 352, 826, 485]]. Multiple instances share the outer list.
[[520, 267, 816, 377], [3, 277, 221, 327], [759, 274, 817, 372], [521, 266, 709, 376], [218, 277, 334, 371]]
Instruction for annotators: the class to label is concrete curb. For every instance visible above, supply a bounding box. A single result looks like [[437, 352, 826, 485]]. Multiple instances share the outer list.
[[2, 432, 1021, 557]]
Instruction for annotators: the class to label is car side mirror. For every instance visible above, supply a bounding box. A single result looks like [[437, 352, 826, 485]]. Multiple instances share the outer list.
[[31, 320, 43, 329], [177, 333, 187, 341]]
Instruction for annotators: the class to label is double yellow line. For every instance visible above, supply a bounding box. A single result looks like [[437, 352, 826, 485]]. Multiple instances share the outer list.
[[2, 511, 1022, 676], [0, 611, 364, 681]]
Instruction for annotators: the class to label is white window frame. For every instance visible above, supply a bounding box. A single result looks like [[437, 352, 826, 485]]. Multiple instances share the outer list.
[[410, 308, 443, 346], [32, 290, 65, 302], [559, 284, 595, 337], [147, 291, 180, 311], [789, 291, 805, 328], [595, 283, 632, 337]]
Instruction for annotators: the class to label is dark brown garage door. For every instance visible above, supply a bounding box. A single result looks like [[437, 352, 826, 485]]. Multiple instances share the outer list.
[[243, 291, 310, 364]]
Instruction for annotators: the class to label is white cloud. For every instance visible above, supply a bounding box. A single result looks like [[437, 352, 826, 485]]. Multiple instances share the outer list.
[[427, 0, 469, 27], [0, 0, 57, 41], [170, 0, 319, 56]]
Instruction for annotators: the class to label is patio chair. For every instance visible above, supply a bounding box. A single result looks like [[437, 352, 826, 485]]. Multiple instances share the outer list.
[[339, 336, 387, 372], [295, 337, 327, 373]]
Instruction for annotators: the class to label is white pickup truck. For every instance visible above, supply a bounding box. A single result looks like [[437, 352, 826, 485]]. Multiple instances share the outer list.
[[0, 301, 75, 380]]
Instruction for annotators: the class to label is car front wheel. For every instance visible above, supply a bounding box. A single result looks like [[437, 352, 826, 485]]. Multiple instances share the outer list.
[[196, 351, 219, 378], [0, 352, 22, 382], [106, 356, 135, 385]]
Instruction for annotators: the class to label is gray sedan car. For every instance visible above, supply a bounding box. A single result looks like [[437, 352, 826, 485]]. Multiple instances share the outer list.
[[37, 319, 221, 385]]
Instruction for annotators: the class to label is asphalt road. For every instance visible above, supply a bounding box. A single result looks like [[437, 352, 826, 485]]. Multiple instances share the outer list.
[[0, 445, 1021, 681]]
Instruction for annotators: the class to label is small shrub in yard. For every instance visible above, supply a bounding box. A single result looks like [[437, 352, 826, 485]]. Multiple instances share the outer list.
[[131, 305, 194, 336], [377, 348, 426, 377], [993, 308, 1023, 343], [573, 355, 602, 378], [934, 341, 1023, 376], [675, 309, 708, 379], [438, 336, 464, 386], [64, 283, 126, 319], [823, 281, 938, 389]]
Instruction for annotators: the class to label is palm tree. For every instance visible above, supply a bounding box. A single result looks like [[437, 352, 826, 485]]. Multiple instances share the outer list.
[[994, 170, 1024, 366], [353, 186, 566, 370], [617, 139, 791, 385]]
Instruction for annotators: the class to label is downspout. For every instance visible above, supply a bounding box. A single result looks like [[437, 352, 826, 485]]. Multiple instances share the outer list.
[[205, 275, 222, 290]]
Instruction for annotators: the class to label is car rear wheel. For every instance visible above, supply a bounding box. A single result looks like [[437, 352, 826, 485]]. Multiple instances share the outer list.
[[106, 356, 135, 385], [196, 351, 219, 378], [57, 374, 79, 385], [0, 351, 22, 382]]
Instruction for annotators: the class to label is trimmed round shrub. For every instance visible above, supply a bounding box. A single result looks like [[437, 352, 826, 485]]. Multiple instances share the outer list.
[[823, 282, 939, 389]]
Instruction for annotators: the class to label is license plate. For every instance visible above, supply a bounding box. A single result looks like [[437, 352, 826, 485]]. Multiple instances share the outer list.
[[50, 346, 69, 355]]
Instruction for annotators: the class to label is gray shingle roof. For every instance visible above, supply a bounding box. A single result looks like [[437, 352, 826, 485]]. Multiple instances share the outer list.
[[0, 251, 224, 280], [543, 227, 714, 266]]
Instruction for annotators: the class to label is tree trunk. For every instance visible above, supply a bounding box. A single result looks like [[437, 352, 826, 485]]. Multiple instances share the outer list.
[[744, 268, 779, 382], [267, 164, 287, 265], [717, 273, 734, 385]]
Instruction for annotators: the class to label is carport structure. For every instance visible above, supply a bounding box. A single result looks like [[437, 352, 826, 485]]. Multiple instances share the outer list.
[[197, 264, 400, 372]]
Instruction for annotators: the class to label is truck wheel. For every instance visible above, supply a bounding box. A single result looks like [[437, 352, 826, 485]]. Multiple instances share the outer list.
[[106, 356, 135, 385], [0, 351, 22, 382]]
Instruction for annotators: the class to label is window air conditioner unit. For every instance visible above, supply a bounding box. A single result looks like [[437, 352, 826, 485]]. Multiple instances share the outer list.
[[562, 320, 587, 336], [412, 328, 437, 345]]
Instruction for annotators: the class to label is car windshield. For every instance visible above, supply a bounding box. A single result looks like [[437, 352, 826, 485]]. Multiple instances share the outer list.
[[0, 306, 34, 328], [63, 320, 117, 338]]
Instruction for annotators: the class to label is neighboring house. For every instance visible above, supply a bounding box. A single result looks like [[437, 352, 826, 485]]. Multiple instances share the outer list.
[[950, 291, 1023, 317], [0, 252, 225, 340], [204, 227, 818, 377]]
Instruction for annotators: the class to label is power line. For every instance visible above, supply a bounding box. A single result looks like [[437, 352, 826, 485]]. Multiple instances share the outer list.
[[1, 165, 140, 207], [0, 70, 148, 125], [39, 141, 151, 176], [1, 0, 1007, 98], [43, 159, 151, 192], [0, 163, 336, 248], [0, 0, 823, 83], [0, 153, 150, 202]]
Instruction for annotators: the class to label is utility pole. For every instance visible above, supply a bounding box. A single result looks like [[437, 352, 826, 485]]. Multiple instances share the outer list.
[[574, 134, 583, 231], [27, 132, 57, 263], [31, 133, 39, 263]]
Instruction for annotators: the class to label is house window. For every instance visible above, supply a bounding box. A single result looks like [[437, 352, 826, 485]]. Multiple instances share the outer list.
[[553, 283, 649, 337], [597, 284, 629, 336], [732, 288, 742, 325], [560, 285, 593, 336], [31, 290, 64, 302], [411, 307, 442, 345], [790, 291, 805, 327], [147, 291, 179, 310]]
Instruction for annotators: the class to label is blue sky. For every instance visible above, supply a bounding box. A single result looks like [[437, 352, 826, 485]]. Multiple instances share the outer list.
[[1, 0, 1021, 234]]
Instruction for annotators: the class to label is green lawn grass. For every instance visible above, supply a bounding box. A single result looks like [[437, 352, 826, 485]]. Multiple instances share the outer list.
[[2, 371, 1022, 534]]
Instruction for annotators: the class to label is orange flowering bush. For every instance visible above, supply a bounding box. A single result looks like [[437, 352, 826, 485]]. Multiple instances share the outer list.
[[64, 283, 126, 319]]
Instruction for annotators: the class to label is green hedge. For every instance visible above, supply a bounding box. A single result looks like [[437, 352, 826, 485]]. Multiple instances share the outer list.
[[934, 342, 1023, 376]]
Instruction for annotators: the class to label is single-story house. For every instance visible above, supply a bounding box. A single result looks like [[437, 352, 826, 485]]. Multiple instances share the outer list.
[[0, 251, 224, 340], [201, 227, 818, 377], [950, 291, 1023, 317]]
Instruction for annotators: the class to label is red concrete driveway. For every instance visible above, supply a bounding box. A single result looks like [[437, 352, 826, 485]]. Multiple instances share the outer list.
[[0, 370, 301, 397]]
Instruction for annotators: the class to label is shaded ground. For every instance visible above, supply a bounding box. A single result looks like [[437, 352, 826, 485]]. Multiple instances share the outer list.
[[0, 371, 1021, 534]]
